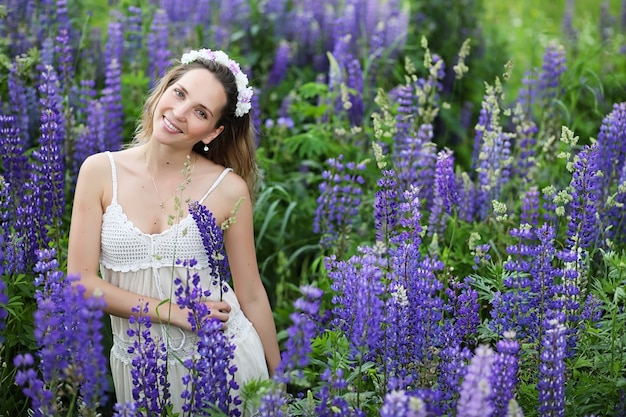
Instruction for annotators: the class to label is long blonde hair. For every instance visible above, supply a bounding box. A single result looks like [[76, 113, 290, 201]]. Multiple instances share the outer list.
[[132, 60, 259, 198]]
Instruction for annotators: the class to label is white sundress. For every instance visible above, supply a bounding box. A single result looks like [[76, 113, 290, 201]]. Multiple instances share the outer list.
[[100, 151, 268, 413]]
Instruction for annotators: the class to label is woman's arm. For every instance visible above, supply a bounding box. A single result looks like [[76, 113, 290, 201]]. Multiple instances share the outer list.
[[67, 153, 228, 330], [222, 180, 281, 375]]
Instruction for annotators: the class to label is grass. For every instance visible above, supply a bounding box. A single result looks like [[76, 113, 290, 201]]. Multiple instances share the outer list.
[[482, 0, 623, 91]]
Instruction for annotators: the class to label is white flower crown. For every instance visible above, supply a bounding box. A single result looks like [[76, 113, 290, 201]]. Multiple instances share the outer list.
[[180, 48, 253, 117]]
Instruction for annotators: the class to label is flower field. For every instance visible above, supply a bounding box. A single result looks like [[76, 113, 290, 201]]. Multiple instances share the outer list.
[[0, 0, 625, 416]]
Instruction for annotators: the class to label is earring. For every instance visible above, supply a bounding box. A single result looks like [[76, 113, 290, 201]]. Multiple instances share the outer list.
[[203, 144, 209, 152]]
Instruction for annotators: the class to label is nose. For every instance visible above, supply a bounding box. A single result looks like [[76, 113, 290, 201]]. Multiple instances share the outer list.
[[172, 102, 188, 121]]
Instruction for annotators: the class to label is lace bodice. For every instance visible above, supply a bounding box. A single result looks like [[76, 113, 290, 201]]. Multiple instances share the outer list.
[[100, 151, 232, 272]]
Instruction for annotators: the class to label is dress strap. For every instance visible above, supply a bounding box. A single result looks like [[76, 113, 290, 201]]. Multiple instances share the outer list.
[[199, 168, 233, 203], [105, 151, 118, 204]]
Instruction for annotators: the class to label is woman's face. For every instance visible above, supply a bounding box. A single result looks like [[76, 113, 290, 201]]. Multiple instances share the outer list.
[[152, 68, 226, 147]]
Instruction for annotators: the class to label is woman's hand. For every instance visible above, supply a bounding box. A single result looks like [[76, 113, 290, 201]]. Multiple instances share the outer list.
[[205, 300, 231, 328]]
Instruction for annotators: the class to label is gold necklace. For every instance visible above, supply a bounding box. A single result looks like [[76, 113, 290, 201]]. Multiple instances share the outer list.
[[145, 153, 196, 211]]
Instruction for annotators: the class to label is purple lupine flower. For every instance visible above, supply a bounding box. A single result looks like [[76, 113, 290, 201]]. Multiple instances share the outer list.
[[538, 43, 567, 104], [267, 40, 291, 88], [520, 186, 540, 228], [394, 84, 417, 138], [512, 103, 539, 184], [456, 345, 494, 417], [8, 65, 35, 146], [509, 224, 561, 341], [31, 65, 66, 235], [552, 249, 582, 356], [127, 303, 170, 414], [429, 148, 458, 236], [314, 368, 354, 416], [596, 102, 626, 241], [104, 12, 124, 65], [112, 401, 139, 417], [175, 266, 240, 416], [437, 344, 471, 415], [314, 155, 366, 250], [537, 316, 567, 417], [125, 6, 144, 62], [565, 143, 602, 250], [275, 285, 323, 384], [445, 277, 480, 345], [101, 57, 124, 151], [333, 247, 385, 362], [380, 390, 428, 417], [383, 185, 425, 389], [345, 57, 364, 126], [472, 82, 514, 220], [490, 333, 520, 416], [596, 102, 626, 196], [188, 200, 231, 298], [517, 68, 538, 113], [374, 169, 400, 242], [256, 386, 289, 417], [54, 0, 73, 92], [457, 172, 477, 222], [16, 248, 110, 415], [147, 9, 171, 85], [0, 114, 27, 209], [562, 0, 577, 45], [380, 1, 408, 59], [391, 56, 443, 207], [14, 353, 54, 416]]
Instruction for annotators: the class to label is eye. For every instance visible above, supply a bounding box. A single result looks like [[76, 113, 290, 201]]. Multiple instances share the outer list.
[[174, 88, 184, 98], [196, 109, 208, 119]]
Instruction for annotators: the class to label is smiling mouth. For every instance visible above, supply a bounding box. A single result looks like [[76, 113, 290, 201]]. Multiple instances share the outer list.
[[163, 116, 182, 133]]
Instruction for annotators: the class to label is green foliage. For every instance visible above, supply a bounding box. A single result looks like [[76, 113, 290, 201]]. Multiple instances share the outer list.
[[0, 273, 37, 417]]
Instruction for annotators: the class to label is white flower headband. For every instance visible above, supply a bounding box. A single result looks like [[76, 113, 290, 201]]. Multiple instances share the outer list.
[[180, 48, 253, 117]]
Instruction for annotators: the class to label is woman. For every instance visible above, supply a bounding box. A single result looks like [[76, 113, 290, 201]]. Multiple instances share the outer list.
[[67, 48, 280, 413]]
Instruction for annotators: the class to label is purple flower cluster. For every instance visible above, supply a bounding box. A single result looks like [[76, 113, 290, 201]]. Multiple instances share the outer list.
[[492, 223, 561, 342], [285, 0, 408, 75], [126, 303, 170, 414], [267, 40, 292, 88], [537, 316, 567, 417], [314, 155, 366, 250], [275, 285, 323, 383], [456, 345, 494, 417], [189, 200, 231, 298], [380, 390, 428, 417], [328, 247, 385, 362], [512, 104, 539, 184], [256, 386, 289, 417], [437, 345, 471, 414], [174, 263, 241, 416], [472, 91, 513, 220], [147, 9, 172, 85], [565, 143, 602, 250], [490, 334, 520, 416], [14, 248, 109, 415], [596, 102, 626, 242], [32, 64, 66, 225], [429, 148, 458, 236], [391, 55, 445, 207], [314, 368, 352, 416]]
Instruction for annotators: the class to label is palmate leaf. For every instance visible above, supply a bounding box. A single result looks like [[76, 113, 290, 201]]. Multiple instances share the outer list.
[[284, 130, 331, 159]]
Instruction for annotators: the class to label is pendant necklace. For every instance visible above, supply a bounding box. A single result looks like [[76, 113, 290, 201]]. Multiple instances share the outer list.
[[146, 153, 196, 212]]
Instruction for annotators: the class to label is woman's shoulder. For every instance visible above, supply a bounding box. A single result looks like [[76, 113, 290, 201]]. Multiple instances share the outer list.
[[81, 149, 135, 169], [79, 151, 112, 174], [220, 167, 249, 198]]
